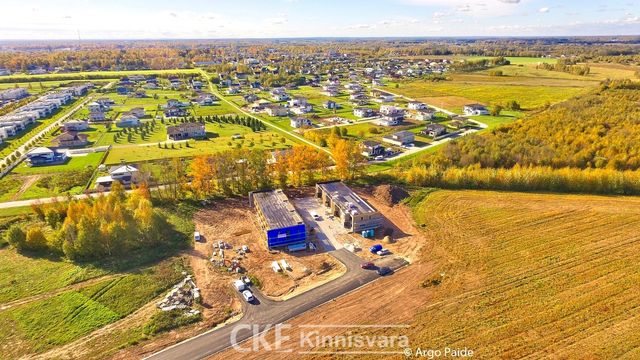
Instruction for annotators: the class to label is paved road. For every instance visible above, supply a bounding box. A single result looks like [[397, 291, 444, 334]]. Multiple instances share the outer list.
[[145, 248, 408, 360]]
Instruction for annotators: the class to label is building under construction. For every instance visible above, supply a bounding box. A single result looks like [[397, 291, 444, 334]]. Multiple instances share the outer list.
[[315, 181, 383, 233], [250, 189, 307, 250]]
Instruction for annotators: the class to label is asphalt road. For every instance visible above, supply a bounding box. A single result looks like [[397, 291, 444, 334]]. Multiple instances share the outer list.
[[145, 248, 408, 360]]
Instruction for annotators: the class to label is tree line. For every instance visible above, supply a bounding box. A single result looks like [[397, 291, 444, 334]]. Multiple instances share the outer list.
[[4, 183, 175, 261]]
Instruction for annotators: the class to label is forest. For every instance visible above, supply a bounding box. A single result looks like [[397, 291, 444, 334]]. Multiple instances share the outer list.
[[1, 37, 639, 72], [421, 81, 640, 171]]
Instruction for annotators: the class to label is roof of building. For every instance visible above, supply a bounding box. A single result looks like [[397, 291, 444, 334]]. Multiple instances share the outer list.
[[253, 190, 304, 230], [109, 164, 138, 174], [317, 181, 378, 215], [27, 147, 55, 156], [167, 122, 205, 134]]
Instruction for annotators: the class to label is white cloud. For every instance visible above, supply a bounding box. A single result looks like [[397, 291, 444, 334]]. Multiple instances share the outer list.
[[539, 7, 549, 13]]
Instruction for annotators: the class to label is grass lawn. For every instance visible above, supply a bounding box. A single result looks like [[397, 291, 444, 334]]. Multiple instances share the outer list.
[[0, 257, 188, 357], [390, 80, 588, 111], [0, 206, 33, 217], [104, 128, 293, 164], [11, 152, 104, 175], [0, 249, 110, 304]]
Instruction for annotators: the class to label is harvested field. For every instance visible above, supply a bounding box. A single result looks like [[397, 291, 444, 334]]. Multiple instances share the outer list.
[[211, 190, 640, 359]]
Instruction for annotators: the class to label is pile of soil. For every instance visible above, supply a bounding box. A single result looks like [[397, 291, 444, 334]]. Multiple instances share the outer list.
[[373, 184, 410, 207]]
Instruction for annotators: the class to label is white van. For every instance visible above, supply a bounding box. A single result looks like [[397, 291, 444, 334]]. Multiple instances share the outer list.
[[194, 232, 201, 242], [233, 279, 247, 292], [310, 210, 320, 220]]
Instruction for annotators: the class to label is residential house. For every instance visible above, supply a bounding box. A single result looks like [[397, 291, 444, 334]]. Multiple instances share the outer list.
[[414, 108, 436, 121], [116, 114, 140, 128], [128, 107, 146, 118], [25, 147, 66, 166], [323, 100, 338, 110], [167, 122, 206, 141], [167, 99, 189, 108], [89, 111, 106, 122], [265, 105, 288, 117], [96, 164, 140, 190], [52, 132, 89, 148], [164, 106, 187, 118], [421, 123, 447, 138], [353, 107, 374, 118], [408, 101, 427, 110], [376, 117, 401, 126], [0, 88, 29, 101], [372, 90, 395, 103], [243, 94, 259, 103], [383, 131, 415, 146], [361, 140, 385, 157], [463, 104, 489, 116], [62, 120, 89, 132], [290, 117, 312, 129]]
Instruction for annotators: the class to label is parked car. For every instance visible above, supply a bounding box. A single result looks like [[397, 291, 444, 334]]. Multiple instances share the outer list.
[[194, 231, 201, 242], [369, 244, 383, 254], [374, 155, 384, 161], [377, 248, 391, 256], [310, 210, 320, 220], [242, 290, 255, 302], [377, 266, 392, 276], [361, 262, 375, 270]]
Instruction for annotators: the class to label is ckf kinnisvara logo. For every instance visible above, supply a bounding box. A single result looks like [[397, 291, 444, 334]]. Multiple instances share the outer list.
[[230, 323, 411, 355]]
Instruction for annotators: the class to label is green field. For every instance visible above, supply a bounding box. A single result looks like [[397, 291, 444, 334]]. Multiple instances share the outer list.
[[104, 127, 293, 164], [0, 257, 187, 357], [390, 80, 587, 111], [11, 152, 103, 175]]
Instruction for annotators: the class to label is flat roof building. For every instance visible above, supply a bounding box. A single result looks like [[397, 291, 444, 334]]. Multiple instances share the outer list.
[[316, 181, 383, 233], [251, 189, 307, 250]]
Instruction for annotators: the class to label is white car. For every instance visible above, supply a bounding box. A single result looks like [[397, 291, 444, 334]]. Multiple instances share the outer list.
[[242, 290, 255, 302], [194, 232, 201, 242], [377, 248, 391, 256], [374, 155, 384, 161]]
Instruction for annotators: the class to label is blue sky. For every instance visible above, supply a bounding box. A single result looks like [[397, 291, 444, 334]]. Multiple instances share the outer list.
[[0, 0, 638, 39]]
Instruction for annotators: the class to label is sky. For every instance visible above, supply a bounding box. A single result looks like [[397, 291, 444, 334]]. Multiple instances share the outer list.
[[0, 0, 638, 40]]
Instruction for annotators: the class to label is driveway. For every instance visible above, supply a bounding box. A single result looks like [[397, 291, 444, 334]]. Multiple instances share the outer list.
[[144, 248, 408, 360], [293, 197, 348, 251]]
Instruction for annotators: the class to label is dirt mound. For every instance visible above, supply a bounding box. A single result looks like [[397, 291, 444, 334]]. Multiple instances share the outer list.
[[373, 185, 409, 206]]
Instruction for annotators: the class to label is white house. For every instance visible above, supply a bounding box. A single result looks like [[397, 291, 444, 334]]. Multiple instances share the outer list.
[[290, 117, 312, 128], [414, 109, 436, 121], [353, 107, 374, 118], [62, 120, 89, 132], [408, 101, 427, 110], [116, 114, 140, 128], [382, 131, 415, 146], [463, 104, 489, 116]]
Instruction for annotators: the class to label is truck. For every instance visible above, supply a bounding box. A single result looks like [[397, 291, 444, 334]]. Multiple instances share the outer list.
[[233, 279, 247, 292]]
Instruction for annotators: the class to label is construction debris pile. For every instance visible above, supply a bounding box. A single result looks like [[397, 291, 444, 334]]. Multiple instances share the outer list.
[[211, 240, 250, 274], [157, 275, 201, 314]]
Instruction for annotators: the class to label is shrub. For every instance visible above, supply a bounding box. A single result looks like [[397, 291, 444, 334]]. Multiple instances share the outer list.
[[5, 225, 26, 251], [143, 310, 202, 336], [26, 227, 48, 252]]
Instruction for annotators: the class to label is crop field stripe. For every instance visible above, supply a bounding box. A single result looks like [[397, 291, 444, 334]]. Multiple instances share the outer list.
[[413, 234, 640, 319], [424, 242, 640, 347]]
